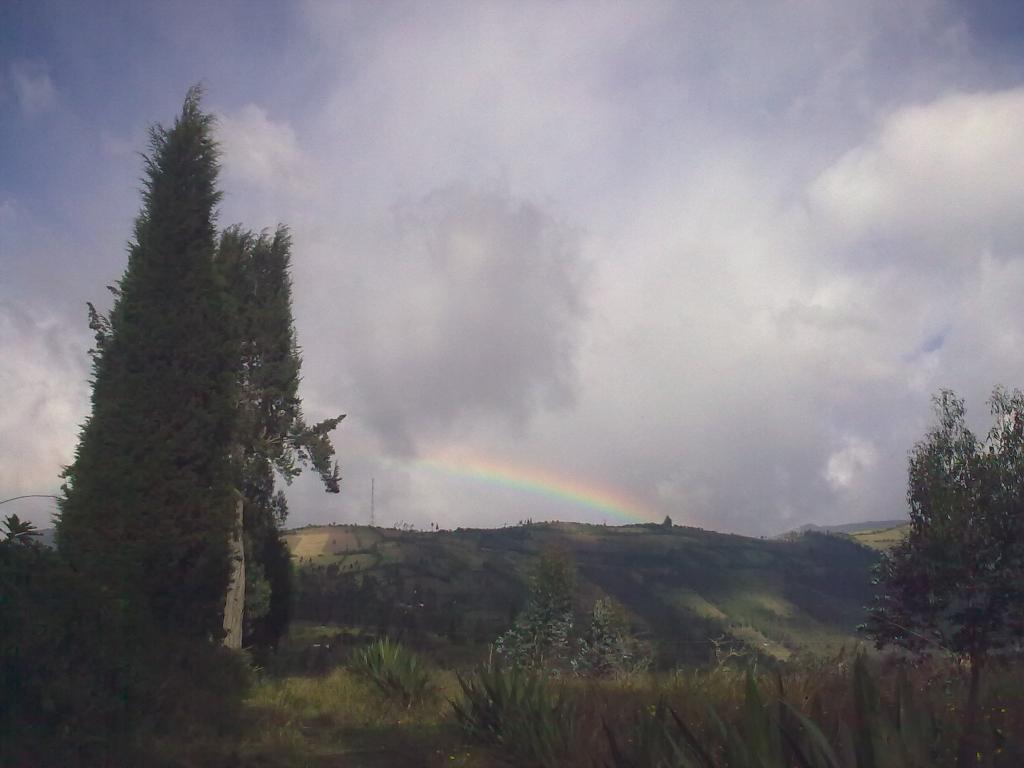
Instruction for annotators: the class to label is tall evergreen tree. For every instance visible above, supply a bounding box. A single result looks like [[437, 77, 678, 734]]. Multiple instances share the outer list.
[[58, 87, 238, 641], [217, 225, 343, 649]]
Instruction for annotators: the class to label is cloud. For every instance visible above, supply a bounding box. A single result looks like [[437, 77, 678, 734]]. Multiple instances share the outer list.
[[340, 184, 588, 455], [810, 88, 1024, 257], [0, 301, 89, 525], [218, 104, 308, 192], [8, 60, 57, 116], [825, 437, 879, 491]]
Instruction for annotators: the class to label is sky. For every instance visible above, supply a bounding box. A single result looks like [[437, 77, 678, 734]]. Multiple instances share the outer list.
[[4, 0, 1024, 536]]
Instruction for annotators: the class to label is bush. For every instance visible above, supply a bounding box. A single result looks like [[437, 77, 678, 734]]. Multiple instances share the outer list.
[[496, 547, 576, 672], [349, 637, 433, 706], [573, 598, 650, 679], [451, 662, 576, 767], [0, 540, 251, 767]]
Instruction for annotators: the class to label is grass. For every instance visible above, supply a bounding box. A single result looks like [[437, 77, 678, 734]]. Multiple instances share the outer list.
[[238, 666, 496, 767], [848, 525, 910, 551], [208, 642, 1024, 768]]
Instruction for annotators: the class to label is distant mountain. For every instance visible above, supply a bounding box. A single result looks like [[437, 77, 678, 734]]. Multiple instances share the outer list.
[[284, 521, 880, 666]]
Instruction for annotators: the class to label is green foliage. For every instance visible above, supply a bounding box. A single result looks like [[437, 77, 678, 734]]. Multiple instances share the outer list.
[[217, 224, 343, 651], [574, 598, 651, 678], [58, 86, 237, 640], [349, 637, 433, 706], [0, 538, 251, 766], [245, 528, 294, 653], [451, 662, 576, 767], [217, 225, 343, 499], [1, 540, 132, 766], [496, 546, 577, 671], [864, 389, 1024, 764], [865, 389, 1024, 663], [2, 513, 41, 545], [11, 86, 256, 764]]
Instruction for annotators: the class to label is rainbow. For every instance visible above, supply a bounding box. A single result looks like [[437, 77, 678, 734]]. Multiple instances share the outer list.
[[417, 451, 660, 524]]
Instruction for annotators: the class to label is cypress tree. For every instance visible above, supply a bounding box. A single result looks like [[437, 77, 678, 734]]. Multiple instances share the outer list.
[[217, 225, 343, 649], [58, 87, 238, 641]]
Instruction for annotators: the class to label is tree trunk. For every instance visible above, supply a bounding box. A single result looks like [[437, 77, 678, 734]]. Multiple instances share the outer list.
[[222, 493, 245, 649], [957, 654, 984, 768]]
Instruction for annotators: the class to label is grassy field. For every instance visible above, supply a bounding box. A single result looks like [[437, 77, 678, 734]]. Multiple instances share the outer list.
[[846, 523, 911, 551], [170, 646, 1024, 767]]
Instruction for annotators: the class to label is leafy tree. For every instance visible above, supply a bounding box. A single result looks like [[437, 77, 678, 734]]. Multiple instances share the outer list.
[[864, 388, 1024, 766], [216, 225, 343, 650], [57, 87, 238, 641], [496, 547, 576, 672], [572, 597, 649, 678]]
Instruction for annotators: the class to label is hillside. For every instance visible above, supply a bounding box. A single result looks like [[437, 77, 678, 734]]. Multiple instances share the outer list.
[[782, 520, 911, 552], [284, 522, 880, 666], [845, 522, 910, 551], [793, 519, 907, 535]]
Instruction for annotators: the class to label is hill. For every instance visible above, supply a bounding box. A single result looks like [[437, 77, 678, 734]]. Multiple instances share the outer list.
[[284, 521, 880, 666]]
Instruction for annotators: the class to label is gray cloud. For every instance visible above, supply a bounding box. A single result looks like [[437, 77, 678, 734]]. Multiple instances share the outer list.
[[344, 184, 587, 455]]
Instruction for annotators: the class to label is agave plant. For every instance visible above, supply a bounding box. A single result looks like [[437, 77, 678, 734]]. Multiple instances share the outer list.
[[348, 637, 432, 707], [451, 662, 576, 768]]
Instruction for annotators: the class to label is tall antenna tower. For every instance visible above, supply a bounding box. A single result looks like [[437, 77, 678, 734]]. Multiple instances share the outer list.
[[370, 477, 375, 528]]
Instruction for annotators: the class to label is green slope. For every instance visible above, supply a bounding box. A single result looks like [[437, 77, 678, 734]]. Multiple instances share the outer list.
[[284, 522, 879, 666], [846, 523, 910, 551]]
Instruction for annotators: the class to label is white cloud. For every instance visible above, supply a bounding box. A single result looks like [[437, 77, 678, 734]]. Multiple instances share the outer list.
[[825, 437, 878, 491], [810, 88, 1024, 256], [9, 60, 57, 116], [218, 105, 306, 189], [0, 302, 89, 525]]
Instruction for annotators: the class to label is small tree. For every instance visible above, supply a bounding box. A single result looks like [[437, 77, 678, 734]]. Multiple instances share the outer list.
[[864, 388, 1024, 767], [496, 547, 576, 672], [572, 597, 649, 678]]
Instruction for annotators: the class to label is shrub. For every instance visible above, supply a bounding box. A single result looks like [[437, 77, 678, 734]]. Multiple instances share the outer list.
[[349, 637, 433, 706], [573, 598, 650, 679], [451, 662, 576, 767], [496, 547, 576, 672], [0, 540, 252, 767]]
